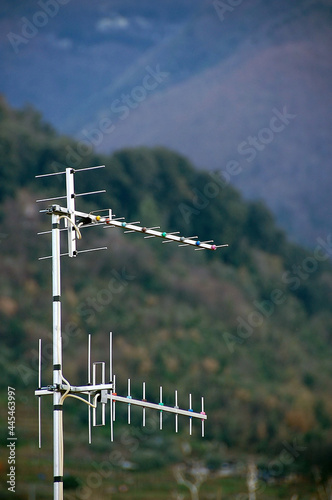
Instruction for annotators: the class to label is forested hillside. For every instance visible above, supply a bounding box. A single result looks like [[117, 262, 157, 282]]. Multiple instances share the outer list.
[[2, 0, 331, 248], [1, 98, 332, 498]]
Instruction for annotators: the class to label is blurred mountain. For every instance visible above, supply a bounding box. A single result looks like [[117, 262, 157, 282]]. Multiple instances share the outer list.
[[0, 0, 331, 246], [1, 98, 332, 476]]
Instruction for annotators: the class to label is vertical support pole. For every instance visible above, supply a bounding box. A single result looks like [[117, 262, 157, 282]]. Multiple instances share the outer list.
[[52, 212, 63, 500], [92, 363, 106, 426], [109, 332, 114, 442], [87, 334, 92, 444]]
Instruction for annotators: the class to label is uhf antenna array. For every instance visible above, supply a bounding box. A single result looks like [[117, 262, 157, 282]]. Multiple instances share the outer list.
[[34, 165, 228, 500]]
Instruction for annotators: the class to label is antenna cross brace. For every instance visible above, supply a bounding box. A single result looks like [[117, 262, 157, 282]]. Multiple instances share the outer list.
[[35, 333, 207, 445]]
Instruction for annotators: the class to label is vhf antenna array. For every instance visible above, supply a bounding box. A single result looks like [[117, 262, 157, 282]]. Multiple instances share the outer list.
[[34, 165, 228, 500]]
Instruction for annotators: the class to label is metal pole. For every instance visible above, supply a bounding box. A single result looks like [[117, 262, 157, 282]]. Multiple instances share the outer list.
[[38, 339, 42, 449], [88, 334, 92, 444], [52, 212, 63, 500]]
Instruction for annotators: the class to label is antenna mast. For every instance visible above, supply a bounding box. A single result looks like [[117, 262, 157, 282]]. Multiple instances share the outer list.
[[35, 165, 228, 500]]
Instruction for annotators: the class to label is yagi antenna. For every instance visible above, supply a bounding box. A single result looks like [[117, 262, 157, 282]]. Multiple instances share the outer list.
[[34, 165, 228, 500]]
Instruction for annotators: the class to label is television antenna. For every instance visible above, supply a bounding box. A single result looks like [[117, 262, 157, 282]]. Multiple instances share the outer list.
[[34, 165, 228, 500]]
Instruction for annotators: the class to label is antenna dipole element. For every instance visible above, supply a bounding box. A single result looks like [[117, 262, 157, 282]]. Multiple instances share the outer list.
[[65, 168, 76, 257]]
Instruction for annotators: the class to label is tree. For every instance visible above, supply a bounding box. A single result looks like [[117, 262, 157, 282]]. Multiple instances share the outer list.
[[173, 462, 210, 500]]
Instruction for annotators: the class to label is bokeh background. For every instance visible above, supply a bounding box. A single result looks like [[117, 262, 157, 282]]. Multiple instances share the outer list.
[[1, 1, 332, 498]]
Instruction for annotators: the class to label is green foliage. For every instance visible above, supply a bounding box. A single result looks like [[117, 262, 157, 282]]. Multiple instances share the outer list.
[[1, 100, 332, 486], [63, 475, 81, 490]]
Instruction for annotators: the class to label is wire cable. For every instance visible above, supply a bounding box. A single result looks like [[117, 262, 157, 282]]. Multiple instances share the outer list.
[[58, 215, 82, 240]]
